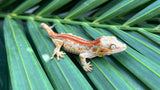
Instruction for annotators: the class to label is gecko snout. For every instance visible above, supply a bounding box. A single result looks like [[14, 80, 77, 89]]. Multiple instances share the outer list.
[[123, 44, 127, 50]]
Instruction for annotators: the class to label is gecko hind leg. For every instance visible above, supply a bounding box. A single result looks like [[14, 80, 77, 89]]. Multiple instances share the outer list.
[[79, 53, 94, 72]]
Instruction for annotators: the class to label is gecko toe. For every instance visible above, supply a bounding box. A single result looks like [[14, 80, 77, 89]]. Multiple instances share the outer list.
[[59, 55, 64, 58], [88, 67, 92, 72], [84, 69, 87, 72], [88, 62, 91, 64], [50, 57, 53, 60], [61, 52, 66, 55], [83, 62, 93, 72], [89, 68, 92, 72]]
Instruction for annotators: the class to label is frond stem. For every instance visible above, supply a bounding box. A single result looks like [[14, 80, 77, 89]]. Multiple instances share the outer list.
[[0, 14, 159, 33]]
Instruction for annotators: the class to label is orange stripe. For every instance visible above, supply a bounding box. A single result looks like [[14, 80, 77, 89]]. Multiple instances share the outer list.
[[51, 33, 101, 46], [101, 49, 110, 52], [92, 48, 98, 52]]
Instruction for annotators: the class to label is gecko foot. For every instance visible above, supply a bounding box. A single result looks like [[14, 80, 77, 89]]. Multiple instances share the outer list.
[[83, 62, 93, 72], [50, 51, 65, 60]]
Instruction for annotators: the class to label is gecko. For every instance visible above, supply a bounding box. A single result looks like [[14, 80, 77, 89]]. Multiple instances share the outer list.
[[41, 23, 127, 72]]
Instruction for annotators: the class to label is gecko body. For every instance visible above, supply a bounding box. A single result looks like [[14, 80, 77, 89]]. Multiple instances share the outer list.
[[41, 23, 127, 72]]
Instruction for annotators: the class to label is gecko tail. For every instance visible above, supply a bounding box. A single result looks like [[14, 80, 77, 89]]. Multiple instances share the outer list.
[[41, 23, 56, 36], [50, 24, 56, 29]]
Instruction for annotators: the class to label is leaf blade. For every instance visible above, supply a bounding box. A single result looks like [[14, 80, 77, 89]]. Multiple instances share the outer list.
[[123, 0, 160, 26], [12, 0, 42, 14], [81, 24, 160, 89], [93, 0, 149, 23], [3, 17, 53, 90], [36, 0, 71, 16], [65, 0, 108, 19]]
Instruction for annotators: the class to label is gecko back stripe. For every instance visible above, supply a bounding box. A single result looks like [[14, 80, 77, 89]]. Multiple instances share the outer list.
[[51, 33, 101, 45]]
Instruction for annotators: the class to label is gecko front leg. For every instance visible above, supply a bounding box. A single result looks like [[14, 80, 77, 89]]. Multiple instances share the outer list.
[[50, 38, 65, 60], [79, 52, 96, 72]]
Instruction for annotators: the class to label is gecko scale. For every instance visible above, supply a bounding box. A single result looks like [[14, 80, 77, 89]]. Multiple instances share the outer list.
[[41, 23, 127, 72]]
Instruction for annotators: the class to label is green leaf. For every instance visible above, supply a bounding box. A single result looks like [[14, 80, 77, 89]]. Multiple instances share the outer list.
[[36, 0, 71, 16], [27, 20, 92, 90], [128, 31, 159, 47], [0, 40, 8, 89], [65, 0, 108, 19], [93, 0, 121, 17], [114, 46, 160, 89], [108, 27, 160, 65], [137, 22, 156, 28], [81, 24, 160, 89], [138, 30, 160, 45], [93, 0, 149, 23], [123, 0, 160, 26], [0, 0, 160, 89], [0, 19, 4, 45], [0, 0, 16, 10], [3, 17, 53, 90], [12, 0, 42, 14]]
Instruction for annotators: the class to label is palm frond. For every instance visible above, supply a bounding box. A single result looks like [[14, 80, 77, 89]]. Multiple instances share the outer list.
[[0, 0, 160, 89], [3, 17, 53, 89]]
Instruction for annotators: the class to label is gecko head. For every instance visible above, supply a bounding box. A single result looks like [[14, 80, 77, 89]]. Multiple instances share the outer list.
[[98, 36, 127, 57]]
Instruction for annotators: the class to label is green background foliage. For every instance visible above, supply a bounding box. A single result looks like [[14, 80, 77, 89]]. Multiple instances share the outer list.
[[0, 0, 160, 89]]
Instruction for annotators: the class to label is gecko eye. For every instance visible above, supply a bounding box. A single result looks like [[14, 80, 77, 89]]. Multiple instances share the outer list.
[[99, 50, 103, 52], [110, 44, 116, 49]]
